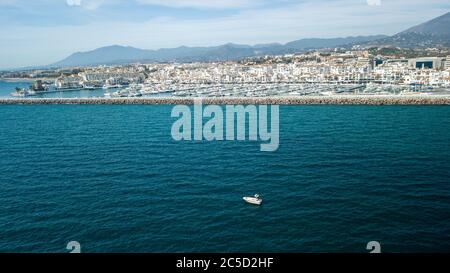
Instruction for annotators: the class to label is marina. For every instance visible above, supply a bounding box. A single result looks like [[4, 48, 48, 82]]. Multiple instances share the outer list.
[[3, 80, 450, 99], [2, 48, 450, 100]]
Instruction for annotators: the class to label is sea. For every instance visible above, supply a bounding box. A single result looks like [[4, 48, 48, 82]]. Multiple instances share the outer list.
[[0, 82, 450, 253]]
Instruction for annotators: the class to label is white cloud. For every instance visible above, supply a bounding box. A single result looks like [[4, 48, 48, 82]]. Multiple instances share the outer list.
[[66, 0, 105, 10], [367, 0, 381, 6], [137, 0, 261, 9], [66, 0, 82, 7], [83, 0, 105, 10]]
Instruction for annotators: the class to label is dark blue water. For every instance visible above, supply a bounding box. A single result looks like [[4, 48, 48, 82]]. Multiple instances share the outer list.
[[0, 105, 449, 253]]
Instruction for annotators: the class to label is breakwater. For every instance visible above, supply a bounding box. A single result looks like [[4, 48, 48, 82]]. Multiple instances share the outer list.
[[1, 96, 450, 105]]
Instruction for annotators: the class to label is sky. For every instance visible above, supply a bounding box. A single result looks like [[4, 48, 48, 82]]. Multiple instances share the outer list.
[[0, 0, 449, 69]]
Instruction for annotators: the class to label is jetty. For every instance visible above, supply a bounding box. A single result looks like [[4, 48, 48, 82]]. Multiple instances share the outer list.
[[1, 95, 450, 105]]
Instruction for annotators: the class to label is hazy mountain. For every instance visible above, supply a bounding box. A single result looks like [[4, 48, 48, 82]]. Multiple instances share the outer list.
[[52, 45, 151, 67], [51, 35, 387, 67], [51, 12, 450, 67], [284, 36, 386, 50], [364, 12, 450, 48], [401, 12, 450, 36]]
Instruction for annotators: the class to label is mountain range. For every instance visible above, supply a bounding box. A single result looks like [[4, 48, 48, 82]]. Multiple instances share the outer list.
[[52, 35, 387, 67], [52, 12, 450, 67], [364, 12, 450, 48]]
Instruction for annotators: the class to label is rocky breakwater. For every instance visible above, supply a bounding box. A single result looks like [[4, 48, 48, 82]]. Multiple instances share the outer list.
[[1, 96, 450, 105]]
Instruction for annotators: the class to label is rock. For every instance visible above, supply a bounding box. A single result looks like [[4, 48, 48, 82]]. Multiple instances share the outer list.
[[0, 96, 449, 105]]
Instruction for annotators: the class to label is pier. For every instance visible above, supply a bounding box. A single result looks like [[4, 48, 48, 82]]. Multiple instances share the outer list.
[[1, 95, 450, 105]]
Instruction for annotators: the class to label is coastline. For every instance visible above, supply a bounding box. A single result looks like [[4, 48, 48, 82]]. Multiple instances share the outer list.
[[1, 95, 450, 105]]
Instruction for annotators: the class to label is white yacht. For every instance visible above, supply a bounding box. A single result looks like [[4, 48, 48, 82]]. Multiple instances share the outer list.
[[11, 89, 36, 97], [243, 194, 262, 205]]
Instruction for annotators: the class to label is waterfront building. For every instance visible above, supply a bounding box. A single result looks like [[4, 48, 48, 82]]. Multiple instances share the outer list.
[[409, 57, 445, 69], [55, 76, 83, 89], [445, 56, 450, 70]]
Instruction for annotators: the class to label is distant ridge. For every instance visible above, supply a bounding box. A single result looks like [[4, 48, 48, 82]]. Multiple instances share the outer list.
[[50, 11, 450, 67], [51, 35, 386, 67], [365, 12, 450, 48], [401, 12, 450, 36]]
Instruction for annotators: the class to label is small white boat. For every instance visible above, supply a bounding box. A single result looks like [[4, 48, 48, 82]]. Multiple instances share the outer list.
[[243, 194, 262, 205]]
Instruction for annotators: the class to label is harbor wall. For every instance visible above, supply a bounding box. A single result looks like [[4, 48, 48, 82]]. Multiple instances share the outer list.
[[1, 96, 450, 105]]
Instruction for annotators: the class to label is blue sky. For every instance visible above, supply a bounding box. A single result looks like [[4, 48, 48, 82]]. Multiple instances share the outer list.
[[0, 0, 449, 69]]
